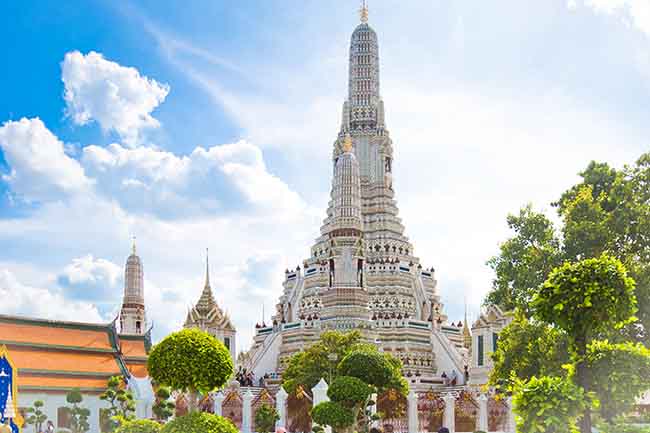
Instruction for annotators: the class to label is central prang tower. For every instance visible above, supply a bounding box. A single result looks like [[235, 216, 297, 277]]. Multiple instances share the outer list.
[[243, 3, 470, 391]]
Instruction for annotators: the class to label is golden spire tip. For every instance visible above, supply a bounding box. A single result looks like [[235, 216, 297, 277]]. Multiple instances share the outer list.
[[360, 0, 369, 23]]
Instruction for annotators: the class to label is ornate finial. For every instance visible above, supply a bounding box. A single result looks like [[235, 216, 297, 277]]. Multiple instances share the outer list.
[[131, 236, 137, 255], [360, 0, 369, 23], [205, 248, 210, 287], [342, 134, 353, 152]]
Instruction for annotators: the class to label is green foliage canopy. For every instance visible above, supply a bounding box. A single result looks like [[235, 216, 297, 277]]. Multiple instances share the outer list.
[[587, 340, 650, 422], [152, 386, 175, 422], [100, 376, 136, 431], [254, 403, 279, 433], [513, 375, 591, 433], [115, 419, 162, 433], [25, 400, 47, 432], [311, 401, 356, 431], [533, 254, 637, 353], [66, 389, 91, 433], [148, 328, 234, 395], [160, 412, 238, 433], [282, 330, 364, 394], [489, 311, 570, 391], [327, 376, 374, 408]]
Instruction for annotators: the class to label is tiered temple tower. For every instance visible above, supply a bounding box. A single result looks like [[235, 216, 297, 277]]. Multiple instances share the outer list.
[[120, 239, 147, 335], [184, 250, 237, 361], [243, 3, 470, 390]]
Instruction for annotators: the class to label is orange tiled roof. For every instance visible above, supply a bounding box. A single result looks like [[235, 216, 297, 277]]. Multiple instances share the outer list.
[[10, 347, 123, 374], [0, 318, 113, 350], [126, 363, 148, 378], [120, 338, 148, 358], [19, 375, 110, 391]]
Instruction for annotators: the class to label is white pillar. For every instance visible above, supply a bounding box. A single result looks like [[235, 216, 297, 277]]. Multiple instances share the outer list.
[[276, 387, 288, 430], [242, 389, 254, 433], [477, 394, 488, 432], [507, 396, 516, 433], [135, 399, 147, 419], [369, 392, 379, 428], [312, 379, 331, 433], [214, 392, 224, 417], [407, 390, 418, 433], [443, 393, 455, 433]]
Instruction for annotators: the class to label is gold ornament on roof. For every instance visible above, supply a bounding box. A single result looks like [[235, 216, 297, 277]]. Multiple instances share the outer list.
[[360, 0, 369, 23], [343, 135, 353, 152]]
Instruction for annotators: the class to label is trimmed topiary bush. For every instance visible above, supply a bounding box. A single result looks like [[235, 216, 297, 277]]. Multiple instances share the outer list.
[[160, 412, 238, 433], [311, 401, 356, 431], [115, 419, 161, 433], [338, 350, 393, 389], [254, 403, 279, 433], [148, 328, 233, 411], [328, 376, 374, 408]]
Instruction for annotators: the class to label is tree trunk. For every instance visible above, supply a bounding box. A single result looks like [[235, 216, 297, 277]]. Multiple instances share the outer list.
[[575, 338, 592, 433], [187, 388, 199, 413]]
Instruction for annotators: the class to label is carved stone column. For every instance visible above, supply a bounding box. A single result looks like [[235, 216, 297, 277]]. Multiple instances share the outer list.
[[369, 392, 379, 428], [276, 387, 288, 429], [443, 393, 455, 433], [242, 389, 254, 433]]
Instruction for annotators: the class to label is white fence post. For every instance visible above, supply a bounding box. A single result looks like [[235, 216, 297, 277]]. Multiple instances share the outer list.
[[214, 392, 224, 416], [242, 389, 254, 433], [443, 393, 455, 433], [478, 393, 488, 432], [407, 390, 418, 433], [312, 378, 330, 433], [369, 392, 379, 429], [276, 387, 288, 430]]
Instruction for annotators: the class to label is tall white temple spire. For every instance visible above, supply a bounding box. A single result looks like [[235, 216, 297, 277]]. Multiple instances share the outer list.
[[120, 238, 146, 335]]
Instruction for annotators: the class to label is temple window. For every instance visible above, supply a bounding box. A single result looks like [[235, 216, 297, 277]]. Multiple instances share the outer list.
[[224, 337, 231, 351], [58, 407, 73, 429], [492, 332, 499, 351], [477, 335, 484, 366]]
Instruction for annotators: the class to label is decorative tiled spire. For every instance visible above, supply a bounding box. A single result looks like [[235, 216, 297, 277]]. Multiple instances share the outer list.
[[120, 238, 146, 335], [197, 248, 216, 313]]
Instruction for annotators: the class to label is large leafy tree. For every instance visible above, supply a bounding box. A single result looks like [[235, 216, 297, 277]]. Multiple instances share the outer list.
[[486, 154, 650, 344], [532, 254, 637, 433], [148, 328, 234, 412]]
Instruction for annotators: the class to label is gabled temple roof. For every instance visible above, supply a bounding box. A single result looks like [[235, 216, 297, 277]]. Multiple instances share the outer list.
[[0, 314, 150, 393]]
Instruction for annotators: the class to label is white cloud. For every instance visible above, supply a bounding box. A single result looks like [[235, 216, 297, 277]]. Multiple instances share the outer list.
[[584, 0, 650, 36], [62, 51, 170, 145], [57, 254, 122, 304], [0, 269, 104, 323], [81, 140, 308, 219], [0, 117, 91, 201]]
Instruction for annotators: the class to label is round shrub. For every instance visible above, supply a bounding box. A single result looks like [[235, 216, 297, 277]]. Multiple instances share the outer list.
[[311, 401, 355, 430], [116, 419, 161, 433], [148, 328, 234, 394], [160, 412, 238, 433], [328, 376, 374, 407], [338, 350, 393, 389]]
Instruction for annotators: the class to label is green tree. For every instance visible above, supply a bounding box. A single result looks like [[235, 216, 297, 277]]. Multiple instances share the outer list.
[[485, 205, 562, 313], [115, 419, 161, 433], [489, 311, 570, 392], [159, 411, 238, 433], [311, 401, 356, 433], [152, 386, 175, 422], [66, 389, 91, 433], [25, 400, 48, 432], [587, 340, 650, 423], [254, 403, 279, 433], [147, 328, 233, 412], [282, 330, 364, 394], [532, 254, 637, 433], [513, 375, 591, 433], [486, 155, 650, 344], [100, 376, 136, 431]]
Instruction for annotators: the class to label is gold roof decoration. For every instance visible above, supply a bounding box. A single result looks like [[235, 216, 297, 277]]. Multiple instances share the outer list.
[[360, 0, 369, 23], [342, 134, 353, 153]]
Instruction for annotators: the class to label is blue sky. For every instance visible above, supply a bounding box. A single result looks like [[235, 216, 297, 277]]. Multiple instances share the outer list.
[[0, 0, 649, 349]]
